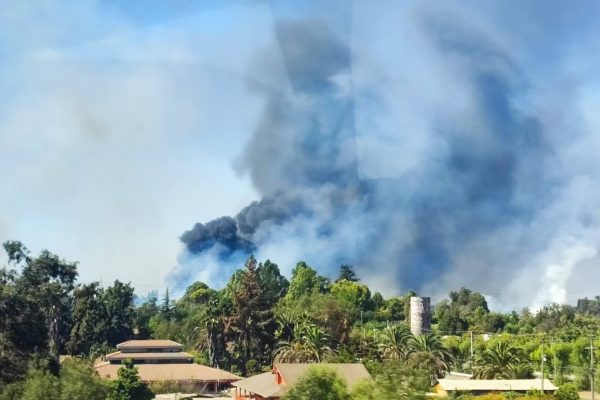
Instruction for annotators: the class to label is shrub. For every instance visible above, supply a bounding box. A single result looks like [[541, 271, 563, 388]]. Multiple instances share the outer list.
[[21, 369, 60, 400], [352, 362, 428, 400], [556, 383, 580, 400], [148, 380, 199, 394], [246, 359, 260, 375], [471, 393, 505, 400], [574, 372, 590, 390], [283, 366, 348, 400], [0, 382, 24, 400], [60, 358, 108, 400], [109, 359, 153, 400]]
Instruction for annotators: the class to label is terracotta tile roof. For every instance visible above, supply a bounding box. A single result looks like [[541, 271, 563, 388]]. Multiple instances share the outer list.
[[117, 340, 182, 349], [94, 363, 241, 382], [106, 351, 193, 361], [233, 372, 283, 398], [275, 363, 372, 391], [233, 363, 372, 399]]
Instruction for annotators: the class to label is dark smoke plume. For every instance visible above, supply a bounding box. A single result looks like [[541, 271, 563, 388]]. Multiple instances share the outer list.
[[174, 3, 600, 308], [180, 217, 256, 259]]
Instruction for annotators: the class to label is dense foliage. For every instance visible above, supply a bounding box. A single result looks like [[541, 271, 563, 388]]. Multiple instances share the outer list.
[[0, 358, 108, 400], [108, 359, 153, 400], [2, 240, 600, 398], [283, 366, 348, 400], [280, 362, 430, 400]]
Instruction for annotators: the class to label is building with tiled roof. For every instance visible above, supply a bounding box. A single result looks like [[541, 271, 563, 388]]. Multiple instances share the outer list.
[[94, 339, 240, 393], [232, 363, 372, 399]]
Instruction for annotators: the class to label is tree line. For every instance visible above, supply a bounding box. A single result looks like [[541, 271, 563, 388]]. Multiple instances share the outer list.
[[2, 240, 600, 397]]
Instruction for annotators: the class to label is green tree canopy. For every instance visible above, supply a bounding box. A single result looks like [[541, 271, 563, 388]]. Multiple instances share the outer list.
[[283, 366, 348, 400], [109, 359, 153, 400], [336, 264, 358, 282], [68, 283, 108, 355], [68, 280, 135, 355], [257, 260, 289, 306], [377, 323, 413, 360], [102, 280, 135, 346], [556, 383, 580, 400], [351, 362, 428, 400], [474, 341, 532, 379], [330, 279, 371, 311], [21, 368, 60, 400], [1, 241, 78, 382], [286, 262, 329, 299], [60, 358, 108, 400], [434, 287, 489, 333], [133, 292, 159, 340], [181, 281, 215, 304], [231, 256, 276, 373]]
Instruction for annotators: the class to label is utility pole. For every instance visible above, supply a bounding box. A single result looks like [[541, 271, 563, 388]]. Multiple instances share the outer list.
[[588, 338, 595, 400], [360, 311, 364, 340], [551, 337, 557, 384], [470, 331, 474, 357], [470, 331, 474, 373], [541, 339, 545, 394]]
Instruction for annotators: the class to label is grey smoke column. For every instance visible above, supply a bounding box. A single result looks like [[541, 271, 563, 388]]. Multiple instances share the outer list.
[[410, 296, 431, 336], [172, 3, 600, 308]]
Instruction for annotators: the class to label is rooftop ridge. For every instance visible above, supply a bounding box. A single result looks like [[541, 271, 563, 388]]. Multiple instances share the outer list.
[[117, 339, 183, 348]]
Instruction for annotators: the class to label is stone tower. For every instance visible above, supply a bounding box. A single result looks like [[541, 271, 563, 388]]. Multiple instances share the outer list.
[[410, 296, 431, 336]]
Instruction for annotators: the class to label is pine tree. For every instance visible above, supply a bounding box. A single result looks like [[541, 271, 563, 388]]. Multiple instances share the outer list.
[[336, 264, 358, 282], [231, 256, 276, 373], [109, 359, 153, 400], [160, 287, 172, 320]]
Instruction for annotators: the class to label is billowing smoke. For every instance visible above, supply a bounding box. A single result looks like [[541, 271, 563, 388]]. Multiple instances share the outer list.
[[171, 2, 600, 308], [180, 217, 256, 258]]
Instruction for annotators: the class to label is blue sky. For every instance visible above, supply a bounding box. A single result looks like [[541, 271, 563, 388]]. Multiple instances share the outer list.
[[2, 1, 600, 308]]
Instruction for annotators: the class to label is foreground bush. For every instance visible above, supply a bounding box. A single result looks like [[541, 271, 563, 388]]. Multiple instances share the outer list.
[[555, 383, 580, 400], [60, 358, 109, 400], [109, 359, 153, 400], [352, 362, 429, 400], [283, 366, 348, 400], [0, 358, 108, 400], [148, 380, 200, 394]]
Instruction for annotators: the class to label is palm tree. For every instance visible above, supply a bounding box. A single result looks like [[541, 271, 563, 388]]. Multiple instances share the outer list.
[[195, 312, 223, 368], [474, 341, 533, 379], [377, 324, 413, 360], [302, 324, 335, 363], [409, 333, 454, 381], [275, 312, 297, 342], [273, 322, 335, 363], [273, 325, 311, 363]]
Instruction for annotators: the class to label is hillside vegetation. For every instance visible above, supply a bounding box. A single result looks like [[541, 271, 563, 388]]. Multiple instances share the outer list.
[[1, 241, 600, 398]]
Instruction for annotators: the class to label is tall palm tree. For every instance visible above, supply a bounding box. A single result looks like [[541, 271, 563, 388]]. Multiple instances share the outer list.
[[302, 324, 335, 363], [273, 322, 335, 363], [474, 341, 533, 379], [189, 309, 224, 368], [197, 312, 223, 368], [275, 312, 296, 342], [273, 324, 311, 363], [377, 323, 413, 360], [409, 333, 454, 381]]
